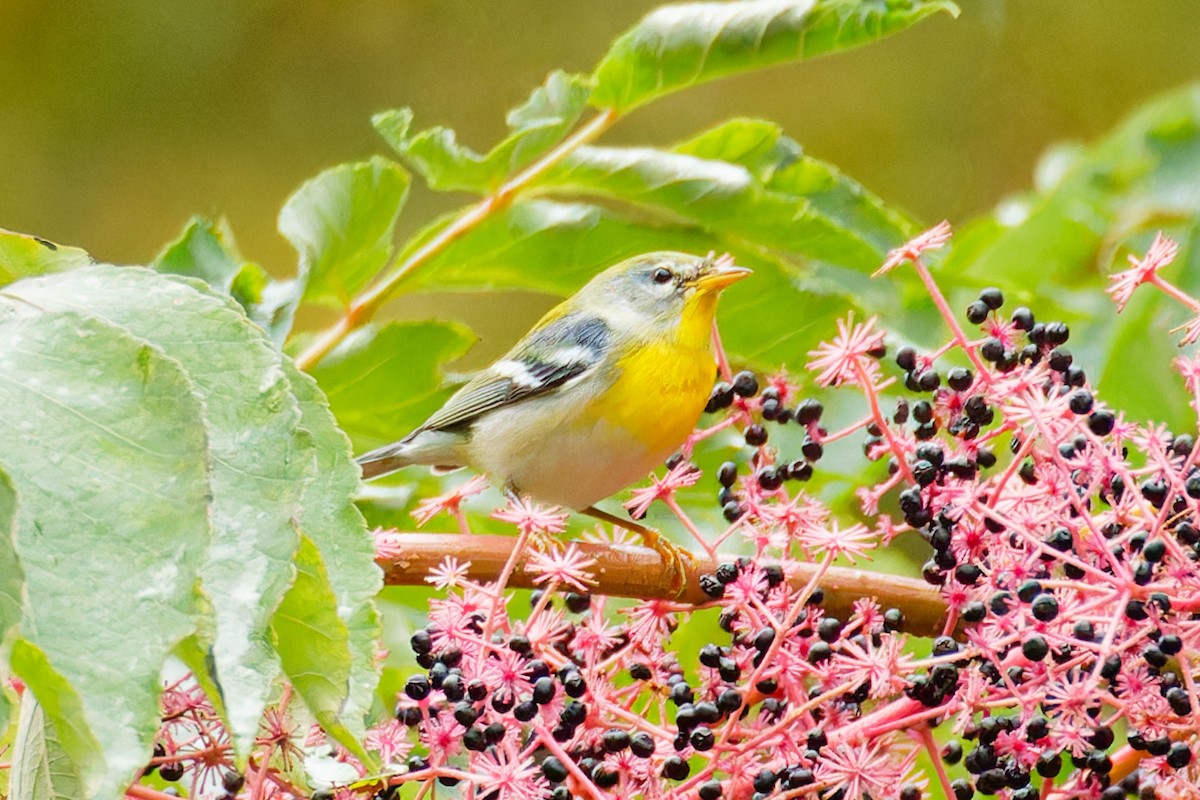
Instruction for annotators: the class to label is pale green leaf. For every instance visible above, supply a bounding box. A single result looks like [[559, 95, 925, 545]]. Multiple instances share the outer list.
[[0, 468, 21, 653], [591, 0, 958, 113], [10, 698, 84, 800], [7, 266, 312, 753], [285, 365, 382, 735], [0, 468, 20, 738], [278, 157, 410, 307], [0, 309, 210, 799]]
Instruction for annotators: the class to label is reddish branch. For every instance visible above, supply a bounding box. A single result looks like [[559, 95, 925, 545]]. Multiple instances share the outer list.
[[376, 533, 951, 636]]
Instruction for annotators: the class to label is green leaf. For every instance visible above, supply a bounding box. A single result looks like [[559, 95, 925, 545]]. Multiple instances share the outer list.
[[591, 0, 958, 113], [374, 72, 591, 193], [402, 199, 717, 295], [673, 117, 800, 180], [0, 308, 211, 799], [946, 84, 1200, 424], [312, 322, 475, 450], [535, 140, 912, 270], [10, 698, 85, 800], [952, 84, 1200, 290], [0, 229, 92, 286], [397, 199, 853, 371], [6, 266, 313, 754], [152, 217, 279, 334], [285, 365, 383, 735], [278, 157, 410, 307], [270, 534, 371, 765], [0, 468, 21, 737], [0, 468, 21, 649], [155, 269, 382, 737]]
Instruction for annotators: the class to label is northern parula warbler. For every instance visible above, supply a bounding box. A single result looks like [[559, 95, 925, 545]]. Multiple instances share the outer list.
[[357, 251, 750, 582]]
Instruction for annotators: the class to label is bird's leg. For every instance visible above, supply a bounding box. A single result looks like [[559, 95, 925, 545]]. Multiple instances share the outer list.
[[582, 506, 694, 596]]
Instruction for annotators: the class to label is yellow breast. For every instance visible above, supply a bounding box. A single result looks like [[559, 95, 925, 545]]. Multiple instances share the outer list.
[[582, 291, 719, 458], [600, 342, 713, 456]]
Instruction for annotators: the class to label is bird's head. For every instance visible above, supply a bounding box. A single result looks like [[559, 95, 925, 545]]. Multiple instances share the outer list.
[[585, 252, 751, 335]]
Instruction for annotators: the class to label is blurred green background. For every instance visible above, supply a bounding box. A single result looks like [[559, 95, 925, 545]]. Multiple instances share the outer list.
[[5, 0, 1200, 271]]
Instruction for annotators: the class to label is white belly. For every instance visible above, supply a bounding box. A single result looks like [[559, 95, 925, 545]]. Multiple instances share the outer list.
[[465, 387, 662, 510]]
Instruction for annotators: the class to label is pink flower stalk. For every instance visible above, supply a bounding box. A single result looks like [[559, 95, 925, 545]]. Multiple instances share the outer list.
[[874, 220, 952, 276], [806, 312, 886, 388], [372, 526, 409, 560], [525, 543, 597, 592], [412, 474, 490, 527], [426, 555, 472, 589], [624, 460, 702, 520], [1107, 231, 1179, 312], [364, 719, 413, 766], [492, 495, 569, 537]]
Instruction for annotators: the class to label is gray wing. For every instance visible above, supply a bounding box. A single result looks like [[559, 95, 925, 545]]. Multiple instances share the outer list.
[[411, 313, 610, 437]]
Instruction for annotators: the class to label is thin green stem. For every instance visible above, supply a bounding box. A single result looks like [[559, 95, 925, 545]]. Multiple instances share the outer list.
[[295, 107, 619, 371]]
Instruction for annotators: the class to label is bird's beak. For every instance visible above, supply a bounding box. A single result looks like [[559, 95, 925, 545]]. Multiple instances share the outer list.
[[694, 261, 752, 292]]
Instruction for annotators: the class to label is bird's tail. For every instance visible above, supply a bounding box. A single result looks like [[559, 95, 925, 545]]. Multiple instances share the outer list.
[[356, 442, 414, 480], [356, 429, 466, 480]]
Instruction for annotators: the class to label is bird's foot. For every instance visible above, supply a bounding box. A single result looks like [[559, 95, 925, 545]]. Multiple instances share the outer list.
[[582, 505, 695, 597], [636, 526, 696, 597], [527, 528, 562, 555]]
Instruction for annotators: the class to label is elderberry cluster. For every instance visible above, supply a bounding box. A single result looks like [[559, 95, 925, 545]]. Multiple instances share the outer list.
[[703, 369, 825, 522]]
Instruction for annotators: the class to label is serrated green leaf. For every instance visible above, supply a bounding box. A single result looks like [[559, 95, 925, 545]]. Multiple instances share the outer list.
[[270, 534, 372, 765], [0, 309, 210, 799], [0, 229, 92, 286], [374, 72, 591, 193], [6, 266, 312, 754], [591, 0, 958, 113], [10, 697, 84, 800], [674, 118, 799, 181], [279, 157, 410, 307], [312, 322, 475, 450], [535, 141, 911, 270], [402, 199, 715, 294], [285, 365, 382, 735], [677, 118, 916, 256]]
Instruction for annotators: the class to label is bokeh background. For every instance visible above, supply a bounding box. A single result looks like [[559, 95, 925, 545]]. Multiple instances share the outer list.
[[5, 0, 1200, 272]]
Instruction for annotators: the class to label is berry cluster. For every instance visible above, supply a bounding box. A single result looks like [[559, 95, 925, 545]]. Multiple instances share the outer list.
[[704, 369, 825, 523]]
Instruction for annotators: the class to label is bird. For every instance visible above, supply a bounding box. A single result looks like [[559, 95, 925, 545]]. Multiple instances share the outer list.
[[357, 251, 750, 588]]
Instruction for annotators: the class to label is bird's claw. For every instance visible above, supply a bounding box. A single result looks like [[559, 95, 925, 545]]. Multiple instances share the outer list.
[[638, 527, 695, 597]]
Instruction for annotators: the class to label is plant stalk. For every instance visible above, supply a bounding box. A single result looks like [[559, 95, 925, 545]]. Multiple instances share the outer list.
[[376, 533, 951, 636], [295, 108, 618, 371]]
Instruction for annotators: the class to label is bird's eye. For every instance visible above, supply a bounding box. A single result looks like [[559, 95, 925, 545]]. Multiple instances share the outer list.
[[652, 267, 673, 284]]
